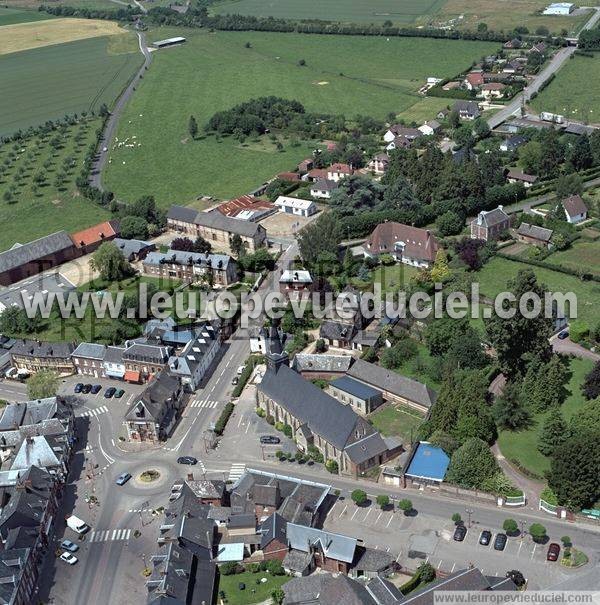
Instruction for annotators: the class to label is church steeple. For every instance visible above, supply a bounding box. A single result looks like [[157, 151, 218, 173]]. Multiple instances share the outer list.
[[265, 319, 289, 373]]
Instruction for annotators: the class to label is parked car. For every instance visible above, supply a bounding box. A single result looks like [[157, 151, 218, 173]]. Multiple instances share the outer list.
[[494, 533, 508, 551], [558, 330, 569, 340], [114, 389, 125, 398], [479, 530, 492, 546], [237, 365, 245, 375], [60, 540, 79, 553], [59, 552, 78, 565], [116, 472, 132, 486], [90, 384, 101, 394], [74, 383, 84, 393], [453, 525, 467, 541], [547, 543, 561, 561], [260, 435, 281, 445], [81, 384, 92, 394], [104, 387, 116, 398], [177, 456, 198, 465], [231, 376, 239, 386]]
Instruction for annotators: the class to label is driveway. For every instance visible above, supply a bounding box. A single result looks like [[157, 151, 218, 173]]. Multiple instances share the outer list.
[[551, 334, 600, 361]]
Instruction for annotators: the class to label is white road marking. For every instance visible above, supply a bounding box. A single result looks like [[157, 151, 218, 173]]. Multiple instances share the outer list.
[[228, 463, 246, 482], [386, 515, 393, 528], [79, 405, 109, 418], [339, 506, 347, 518], [350, 507, 359, 521], [451, 562, 456, 572], [90, 528, 133, 543], [531, 544, 537, 559], [374, 512, 382, 525]]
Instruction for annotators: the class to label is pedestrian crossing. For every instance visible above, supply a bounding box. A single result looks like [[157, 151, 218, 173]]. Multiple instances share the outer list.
[[228, 463, 246, 483], [79, 405, 109, 418], [88, 528, 132, 543], [189, 399, 218, 409], [128, 508, 153, 514]]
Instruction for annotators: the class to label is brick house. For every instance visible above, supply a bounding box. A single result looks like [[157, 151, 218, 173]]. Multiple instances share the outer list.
[[72, 342, 107, 378], [278, 269, 313, 301], [470, 205, 511, 241], [122, 342, 172, 383], [10, 340, 74, 375], [516, 223, 553, 249], [69, 220, 120, 255]]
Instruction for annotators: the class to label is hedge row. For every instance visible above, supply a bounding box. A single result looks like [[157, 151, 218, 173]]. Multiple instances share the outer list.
[[495, 251, 600, 282], [231, 354, 264, 397], [214, 401, 235, 435]]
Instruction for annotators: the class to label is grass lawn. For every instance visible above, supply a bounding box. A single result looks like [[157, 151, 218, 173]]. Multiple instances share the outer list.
[[531, 55, 600, 122], [546, 240, 600, 277], [0, 33, 143, 135], [372, 263, 419, 293], [217, 571, 288, 605], [369, 404, 425, 442], [474, 256, 600, 326], [0, 118, 111, 251], [103, 28, 497, 204], [497, 357, 594, 478], [0, 6, 55, 25]]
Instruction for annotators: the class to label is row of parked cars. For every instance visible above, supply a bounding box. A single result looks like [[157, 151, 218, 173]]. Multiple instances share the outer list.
[[453, 526, 562, 560], [74, 383, 125, 398]]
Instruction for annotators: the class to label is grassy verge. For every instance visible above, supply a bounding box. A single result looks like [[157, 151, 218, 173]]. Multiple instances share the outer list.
[[217, 571, 288, 605]]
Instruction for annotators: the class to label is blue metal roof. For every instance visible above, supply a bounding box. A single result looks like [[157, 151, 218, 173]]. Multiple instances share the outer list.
[[330, 376, 381, 400], [405, 442, 450, 482]]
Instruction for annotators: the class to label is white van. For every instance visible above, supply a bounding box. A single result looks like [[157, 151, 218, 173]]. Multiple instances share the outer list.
[[66, 515, 90, 535]]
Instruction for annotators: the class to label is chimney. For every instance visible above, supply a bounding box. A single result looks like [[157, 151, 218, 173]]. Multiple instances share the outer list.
[[498, 205, 503, 211], [187, 473, 194, 481]]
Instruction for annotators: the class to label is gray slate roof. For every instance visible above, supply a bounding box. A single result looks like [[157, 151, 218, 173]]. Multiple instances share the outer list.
[[517, 222, 553, 242], [0, 231, 74, 275], [292, 354, 353, 374], [10, 339, 74, 359], [168, 206, 265, 237], [473, 206, 510, 228], [286, 523, 357, 563], [366, 575, 405, 605], [330, 376, 381, 400], [143, 249, 233, 271], [347, 359, 437, 409], [283, 573, 376, 605], [112, 237, 154, 258], [344, 432, 388, 465], [72, 342, 106, 360]]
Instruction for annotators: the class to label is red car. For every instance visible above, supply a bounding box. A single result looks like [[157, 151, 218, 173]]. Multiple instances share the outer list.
[[547, 543, 560, 561]]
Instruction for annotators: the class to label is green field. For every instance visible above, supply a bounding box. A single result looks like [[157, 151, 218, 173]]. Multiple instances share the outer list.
[[211, 0, 447, 25], [497, 357, 594, 478], [0, 6, 55, 25], [546, 240, 600, 277], [217, 571, 288, 605], [103, 29, 497, 204], [0, 34, 143, 135], [370, 404, 425, 442], [475, 256, 600, 326], [531, 55, 600, 122], [0, 118, 111, 251]]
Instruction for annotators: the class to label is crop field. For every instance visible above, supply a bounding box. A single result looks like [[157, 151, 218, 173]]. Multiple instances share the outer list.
[[0, 6, 55, 25], [103, 29, 497, 204], [531, 55, 600, 123], [211, 0, 447, 25], [0, 35, 143, 135], [0, 118, 111, 251], [2, 0, 131, 9]]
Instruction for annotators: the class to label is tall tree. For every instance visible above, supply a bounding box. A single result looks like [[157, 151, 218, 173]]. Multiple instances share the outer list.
[[90, 242, 133, 282], [521, 355, 567, 412], [297, 212, 341, 265], [582, 361, 600, 400], [230, 234, 244, 258], [493, 379, 531, 430], [538, 408, 567, 456], [445, 437, 499, 489], [188, 115, 198, 139]]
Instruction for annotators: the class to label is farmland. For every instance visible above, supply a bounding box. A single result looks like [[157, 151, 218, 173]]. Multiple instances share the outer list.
[[211, 0, 447, 25], [0, 34, 143, 135], [0, 118, 110, 250], [0, 6, 55, 25], [531, 55, 600, 122], [103, 29, 497, 204], [546, 239, 600, 277]]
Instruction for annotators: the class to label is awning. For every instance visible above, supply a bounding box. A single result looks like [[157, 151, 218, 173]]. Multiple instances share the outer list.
[[105, 369, 125, 378], [124, 370, 141, 383]]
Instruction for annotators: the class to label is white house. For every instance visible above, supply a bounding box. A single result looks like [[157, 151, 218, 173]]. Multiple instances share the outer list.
[[383, 125, 421, 143], [310, 179, 339, 199], [367, 153, 390, 174], [480, 82, 506, 99], [560, 195, 588, 224], [418, 120, 441, 136], [543, 2, 574, 14], [326, 163, 353, 182], [274, 196, 318, 217]]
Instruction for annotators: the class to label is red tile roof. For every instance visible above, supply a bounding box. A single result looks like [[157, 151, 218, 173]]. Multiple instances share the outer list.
[[217, 195, 275, 217], [277, 172, 301, 182], [70, 220, 120, 248], [328, 163, 352, 174], [307, 168, 327, 180], [466, 72, 484, 87], [365, 222, 439, 263]]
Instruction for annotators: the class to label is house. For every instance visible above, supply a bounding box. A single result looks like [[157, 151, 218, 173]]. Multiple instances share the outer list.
[[506, 169, 538, 187], [277, 171, 302, 183], [385, 135, 413, 151], [71, 342, 107, 378], [464, 71, 484, 90], [346, 359, 437, 415], [560, 195, 588, 224], [176, 476, 225, 506], [543, 2, 574, 14], [565, 122, 597, 136], [124, 371, 183, 442], [298, 158, 314, 173], [274, 196, 318, 217], [279, 269, 313, 301], [383, 125, 421, 143], [166, 206, 267, 253], [142, 249, 238, 286], [503, 37, 522, 49], [517, 223, 554, 248], [217, 195, 276, 222], [10, 340, 74, 375], [328, 376, 383, 415], [0, 272, 74, 315], [319, 320, 358, 350], [470, 205, 511, 241], [103, 345, 126, 380], [256, 329, 394, 477], [418, 120, 440, 136], [500, 135, 527, 153], [310, 179, 339, 199], [363, 222, 439, 268], [327, 163, 353, 182], [112, 238, 156, 262], [304, 168, 328, 182], [0, 231, 76, 287], [122, 341, 172, 382], [69, 220, 120, 255], [291, 354, 353, 380], [404, 441, 450, 486], [530, 41, 547, 54], [480, 82, 506, 99], [436, 108, 450, 120], [367, 153, 390, 174], [167, 324, 220, 391], [318, 288, 366, 350], [453, 100, 480, 120]]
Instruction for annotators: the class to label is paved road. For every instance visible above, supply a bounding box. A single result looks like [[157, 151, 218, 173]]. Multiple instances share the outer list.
[[89, 32, 152, 190], [551, 334, 600, 361]]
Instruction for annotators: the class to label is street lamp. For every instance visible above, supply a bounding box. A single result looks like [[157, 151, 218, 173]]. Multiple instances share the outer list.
[[465, 507, 474, 528]]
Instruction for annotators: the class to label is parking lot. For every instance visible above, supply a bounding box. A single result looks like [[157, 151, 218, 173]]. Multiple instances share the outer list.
[[59, 374, 146, 411]]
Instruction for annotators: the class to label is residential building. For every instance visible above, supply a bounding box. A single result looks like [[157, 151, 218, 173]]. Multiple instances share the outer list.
[[363, 222, 439, 268], [328, 376, 383, 415], [543, 2, 574, 14], [503, 37, 522, 49], [367, 153, 390, 174], [166, 206, 267, 253], [298, 158, 314, 173], [274, 196, 318, 217], [124, 370, 183, 442], [385, 136, 413, 151], [418, 120, 440, 136], [560, 195, 588, 224], [470, 205, 511, 241], [291, 354, 353, 380], [279, 269, 313, 301], [480, 82, 506, 99], [404, 441, 450, 486], [277, 171, 302, 183], [327, 163, 353, 182], [112, 238, 156, 262], [167, 324, 220, 391], [122, 341, 172, 382], [346, 359, 437, 414], [142, 249, 238, 286], [304, 168, 328, 182], [500, 135, 527, 153], [217, 195, 277, 221], [310, 179, 339, 199], [0, 272, 74, 315], [453, 100, 480, 120], [319, 320, 358, 350], [506, 169, 538, 187], [516, 223, 554, 248], [69, 220, 120, 255], [103, 345, 126, 380], [10, 340, 74, 375], [0, 231, 76, 287], [464, 71, 484, 90], [530, 41, 547, 54], [72, 342, 107, 378], [383, 125, 421, 143]]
